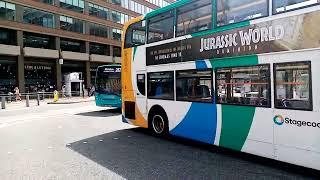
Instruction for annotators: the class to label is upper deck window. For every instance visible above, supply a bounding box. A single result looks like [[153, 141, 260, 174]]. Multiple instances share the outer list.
[[176, 0, 212, 36], [273, 0, 319, 14], [217, 0, 268, 26], [124, 20, 146, 48], [147, 11, 174, 43]]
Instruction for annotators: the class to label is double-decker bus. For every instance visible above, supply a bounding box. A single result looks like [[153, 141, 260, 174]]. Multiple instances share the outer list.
[[95, 64, 121, 108], [121, 0, 320, 170]]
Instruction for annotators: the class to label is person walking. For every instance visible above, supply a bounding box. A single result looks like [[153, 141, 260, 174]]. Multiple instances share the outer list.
[[62, 85, 66, 98], [14, 87, 21, 101]]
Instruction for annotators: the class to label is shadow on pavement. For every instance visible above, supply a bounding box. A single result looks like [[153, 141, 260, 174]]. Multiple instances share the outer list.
[[75, 108, 121, 117], [68, 128, 319, 179]]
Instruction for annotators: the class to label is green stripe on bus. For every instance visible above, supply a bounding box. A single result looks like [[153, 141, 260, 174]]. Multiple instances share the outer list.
[[210, 55, 258, 151], [210, 54, 258, 69], [133, 47, 137, 62], [192, 20, 250, 38], [219, 105, 256, 151], [144, 0, 192, 19]]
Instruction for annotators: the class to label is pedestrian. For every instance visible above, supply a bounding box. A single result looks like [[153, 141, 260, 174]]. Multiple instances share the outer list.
[[14, 87, 21, 101], [82, 83, 85, 98], [62, 85, 66, 98]]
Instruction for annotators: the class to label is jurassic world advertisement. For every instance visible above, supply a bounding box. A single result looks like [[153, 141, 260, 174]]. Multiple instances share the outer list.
[[146, 11, 320, 66]]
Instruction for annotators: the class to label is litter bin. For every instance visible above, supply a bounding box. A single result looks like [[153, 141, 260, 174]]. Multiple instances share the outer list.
[[53, 90, 59, 102]]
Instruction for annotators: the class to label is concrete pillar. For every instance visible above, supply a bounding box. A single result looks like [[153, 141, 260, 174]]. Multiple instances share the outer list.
[[110, 45, 114, 57], [55, 14, 60, 30], [85, 61, 91, 88], [110, 45, 115, 63], [85, 42, 90, 87], [56, 59, 62, 91], [15, 5, 23, 22], [55, 37, 60, 51], [85, 41, 89, 53], [55, 37, 62, 91], [85, 22, 90, 36], [84, 1, 89, 15], [54, 0, 60, 7], [17, 30, 25, 93]]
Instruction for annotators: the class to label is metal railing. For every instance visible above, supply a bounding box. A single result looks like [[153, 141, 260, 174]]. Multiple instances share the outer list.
[[1, 91, 89, 109]]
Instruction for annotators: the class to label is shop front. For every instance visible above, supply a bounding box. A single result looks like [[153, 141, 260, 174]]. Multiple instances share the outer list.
[[24, 59, 56, 93], [0, 57, 17, 94]]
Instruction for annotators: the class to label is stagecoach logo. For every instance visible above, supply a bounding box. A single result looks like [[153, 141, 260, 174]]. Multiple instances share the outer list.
[[273, 115, 320, 128], [274, 115, 285, 125], [200, 25, 285, 53]]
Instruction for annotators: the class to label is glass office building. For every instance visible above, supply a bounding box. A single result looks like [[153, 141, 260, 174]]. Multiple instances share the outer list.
[[0, 0, 174, 93]]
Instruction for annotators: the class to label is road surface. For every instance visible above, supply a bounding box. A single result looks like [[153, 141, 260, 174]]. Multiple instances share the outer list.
[[0, 102, 318, 179]]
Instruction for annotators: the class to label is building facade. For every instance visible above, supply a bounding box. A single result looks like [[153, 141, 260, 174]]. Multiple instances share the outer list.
[[0, 0, 174, 94]]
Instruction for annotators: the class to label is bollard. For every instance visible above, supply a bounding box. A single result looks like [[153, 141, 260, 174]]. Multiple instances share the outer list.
[[37, 93, 40, 106], [1, 96, 5, 109], [26, 95, 30, 107]]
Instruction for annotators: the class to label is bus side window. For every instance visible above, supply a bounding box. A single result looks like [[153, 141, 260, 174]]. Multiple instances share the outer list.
[[274, 61, 313, 111], [147, 71, 174, 100], [216, 65, 271, 108], [137, 74, 146, 96], [147, 11, 174, 43], [176, 0, 212, 36], [176, 69, 213, 103]]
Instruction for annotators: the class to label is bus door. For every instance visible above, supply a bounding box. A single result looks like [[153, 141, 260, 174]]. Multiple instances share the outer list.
[[136, 71, 147, 115]]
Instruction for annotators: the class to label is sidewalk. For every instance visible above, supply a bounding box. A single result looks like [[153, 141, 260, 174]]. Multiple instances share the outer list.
[[47, 96, 95, 104], [0, 97, 95, 111]]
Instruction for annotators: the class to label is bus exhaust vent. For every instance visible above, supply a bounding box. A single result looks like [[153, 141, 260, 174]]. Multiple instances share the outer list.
[[125, 101, 135, 119]]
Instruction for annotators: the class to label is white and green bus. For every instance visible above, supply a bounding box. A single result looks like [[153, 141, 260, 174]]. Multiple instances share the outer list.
[[122, 0, 320, 170]]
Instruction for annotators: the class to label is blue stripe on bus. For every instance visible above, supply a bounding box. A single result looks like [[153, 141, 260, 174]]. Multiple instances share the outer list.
[[195, 60, 208, 69], [170, 103, 217, 144]]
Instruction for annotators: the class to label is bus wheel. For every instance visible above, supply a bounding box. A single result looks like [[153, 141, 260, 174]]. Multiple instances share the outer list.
[[150, 111, 168, 136]]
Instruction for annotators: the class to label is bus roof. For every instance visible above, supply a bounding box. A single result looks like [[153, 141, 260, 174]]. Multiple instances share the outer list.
[[144, 0, 191, 19], [124, 0, 191, 27]]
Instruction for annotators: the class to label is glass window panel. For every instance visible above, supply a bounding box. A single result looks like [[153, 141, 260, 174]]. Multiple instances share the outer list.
[[60, 0, 83, 13], [274, 62, 312, 110], [176, 70, 213, 102], [147, 71, 174, 100], [23, 7, 54, 28], [137, 74, 146, 95], [0, 1, 5, 8], [90, 42, 108, 55], [6, 2, 15, 10], [216, 65, 271, 107], [148, 11, 174, 43], [60, 16, 83, 33], [177, 0, 212, 36], [217, 0, 268, 26], [273, 0, 319, 14]]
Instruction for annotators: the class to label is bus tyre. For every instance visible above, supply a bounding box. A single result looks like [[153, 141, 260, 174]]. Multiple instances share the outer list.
[[149, 111, 168, 136]]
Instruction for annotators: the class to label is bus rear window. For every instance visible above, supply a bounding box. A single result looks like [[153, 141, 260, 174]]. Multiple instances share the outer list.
[[274, 62, 312, 111], [124, 21, 146, 48]]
